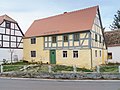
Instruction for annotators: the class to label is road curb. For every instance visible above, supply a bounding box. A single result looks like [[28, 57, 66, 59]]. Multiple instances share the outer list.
[[0, 77, 120, 82]]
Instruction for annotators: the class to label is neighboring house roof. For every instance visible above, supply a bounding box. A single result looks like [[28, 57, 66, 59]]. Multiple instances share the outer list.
[[25, 6, 99, 37], [104, 30, 120, 47], [0, 14, 17, 24]]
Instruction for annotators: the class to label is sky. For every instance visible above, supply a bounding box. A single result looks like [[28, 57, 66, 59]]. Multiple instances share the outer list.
[[0, 0, 120, 33]]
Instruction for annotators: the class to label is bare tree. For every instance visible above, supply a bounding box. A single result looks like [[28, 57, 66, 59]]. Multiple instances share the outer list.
[[9, 49, 14, 64]]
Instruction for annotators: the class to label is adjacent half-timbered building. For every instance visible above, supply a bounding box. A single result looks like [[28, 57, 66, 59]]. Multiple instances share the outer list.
[[0, 14, 24, 62], [24, 6, 107, 69]]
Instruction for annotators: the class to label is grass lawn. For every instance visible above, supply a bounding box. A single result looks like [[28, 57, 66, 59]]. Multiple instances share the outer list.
[[2, 61, 93, 73], [3, 61, 30, 72], [100, 65, 119, 73], [52, 65, 93, 72]]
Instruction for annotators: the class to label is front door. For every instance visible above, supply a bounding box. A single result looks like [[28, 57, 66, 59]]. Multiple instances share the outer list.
[[50, 50, 56, 64]]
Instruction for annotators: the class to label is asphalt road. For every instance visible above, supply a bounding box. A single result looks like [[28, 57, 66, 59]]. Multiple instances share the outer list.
[[0, 78, 120, 90]]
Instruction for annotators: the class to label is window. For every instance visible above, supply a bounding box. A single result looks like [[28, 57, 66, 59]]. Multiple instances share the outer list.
[[63, 35, 68, 42], [74, 33, 79, 41], [108, 52, 112, 59], [52, 36, 56, 43], [63, 51, 67, 58], [95, 34, 97, 42], [31, 37, 36, 44], [73, 51, 78, 58], [100, 50, 101, 57], [6, 21, 11, 29], [31, 51, 36, 57], [95, 50, 97, 57], [99, 35, 101, 43]]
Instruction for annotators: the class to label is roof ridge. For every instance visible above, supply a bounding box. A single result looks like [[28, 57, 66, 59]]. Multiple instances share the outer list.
[[35, 5, 98, 22], [0, 14, 17, 22]]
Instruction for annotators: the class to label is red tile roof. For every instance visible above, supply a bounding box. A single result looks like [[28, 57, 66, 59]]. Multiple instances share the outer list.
[[0, 14, 17, 24], [104, 30, 120, 47], [25, 6, 99, 37]]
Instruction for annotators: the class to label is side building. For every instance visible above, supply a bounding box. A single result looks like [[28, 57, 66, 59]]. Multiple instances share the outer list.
[[0, 15, 24, 63], [24, 6, 107, 69], [105, 30, 120, 63]]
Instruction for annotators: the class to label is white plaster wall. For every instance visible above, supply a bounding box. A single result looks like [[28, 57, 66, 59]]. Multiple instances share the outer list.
[[108, 46, 120, 63], [0, 49, 23, 63]]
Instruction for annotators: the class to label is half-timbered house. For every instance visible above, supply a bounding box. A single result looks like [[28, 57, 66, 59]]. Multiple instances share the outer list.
[[23, 6, 107, 69], [0, 14, 24, 62]]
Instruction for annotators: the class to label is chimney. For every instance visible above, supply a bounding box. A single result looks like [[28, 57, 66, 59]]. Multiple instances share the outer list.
[[64, 12, 67, 14]]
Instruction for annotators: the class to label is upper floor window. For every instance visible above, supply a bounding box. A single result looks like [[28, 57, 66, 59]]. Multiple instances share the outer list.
[[95, 34, 97, 42], [52, 36, 56, 43], [63, 51, 67, 58], [74, 33, 79, 41], [73, 51, 78, 58], [31, 37, 36, 44], [6, 21, 11, 29], [31, 51, 36, 57], [63, 35, 68, 42], [99, 35, 101, 43]]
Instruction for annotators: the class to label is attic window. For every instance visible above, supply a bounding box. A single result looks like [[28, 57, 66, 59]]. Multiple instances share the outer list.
[[6, 21, 11, 29]]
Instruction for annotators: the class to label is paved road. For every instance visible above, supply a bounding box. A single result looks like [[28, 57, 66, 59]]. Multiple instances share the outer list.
[[0, 78, 120, 90]]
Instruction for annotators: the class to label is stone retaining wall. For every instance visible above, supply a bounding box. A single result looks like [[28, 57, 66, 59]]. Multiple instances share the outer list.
[[0, 72, 120, 80]]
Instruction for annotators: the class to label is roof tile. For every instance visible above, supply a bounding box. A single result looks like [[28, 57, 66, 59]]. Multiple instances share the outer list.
[[25, 6, 98, 37]]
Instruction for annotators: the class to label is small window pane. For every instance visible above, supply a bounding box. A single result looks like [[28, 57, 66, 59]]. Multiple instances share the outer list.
[[73, 51, 78, 58], [74, 34, 79, 41], [63, 35, 68, 42], [108, 52, 112, 59], [95, 50, 97, 57], [31, 37, 36, 44], [6, 21, 11, 29], [95, 34, 97, 42], [99, 35, 101, 43], [63, 51, 67, 58], [100, 50, 101, 57], [31, 51, 36, 57], [52, 36, 56, 43]]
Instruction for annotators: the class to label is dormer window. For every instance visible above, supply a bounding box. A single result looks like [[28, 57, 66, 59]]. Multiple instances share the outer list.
[[6, 21, 11, 29]]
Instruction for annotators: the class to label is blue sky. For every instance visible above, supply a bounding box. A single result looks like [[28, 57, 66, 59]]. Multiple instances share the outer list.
[[0, 0, 119, 33]]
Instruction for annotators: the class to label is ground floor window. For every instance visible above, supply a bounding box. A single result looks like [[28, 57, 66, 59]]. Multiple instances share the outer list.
[[63, 51, 67, 58], [100, 50, 101, 57], [108, 52, 112, 59], [73, 51, 78, 58], [31, 51, 36, 57], [95, 50, 97, 57]]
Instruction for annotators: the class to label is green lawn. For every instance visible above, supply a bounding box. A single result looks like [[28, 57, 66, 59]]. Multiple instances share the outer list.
[[2, 61, 93, 73], [100, 65, 119, 73], [3, 61, 30, 72]]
